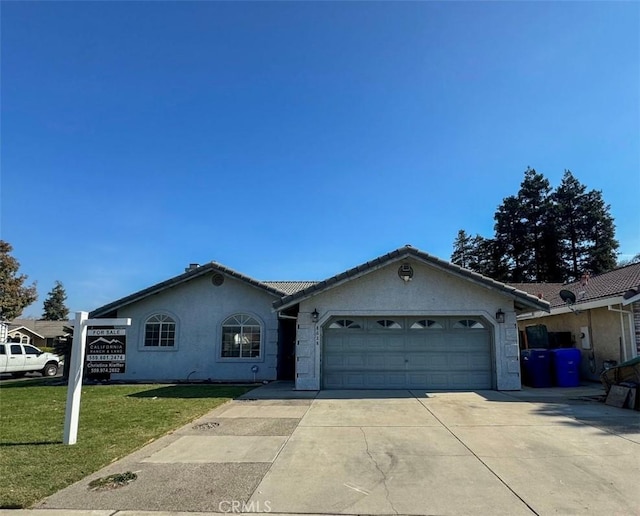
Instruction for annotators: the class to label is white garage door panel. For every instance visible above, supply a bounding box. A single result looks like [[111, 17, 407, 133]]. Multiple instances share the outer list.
[[323, 317, 493, 390]]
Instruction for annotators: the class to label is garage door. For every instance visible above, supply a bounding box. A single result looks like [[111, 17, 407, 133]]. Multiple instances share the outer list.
[[323, 316, 492, 389]]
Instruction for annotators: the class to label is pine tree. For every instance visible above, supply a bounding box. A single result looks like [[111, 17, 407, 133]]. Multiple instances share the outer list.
[[494, 194, 529, 281], [451, 230, 474, 268], [553, 171, 618, 280], [42, 281, 69, 321], [584, 190, 618, 274], [452, 168, 619, 283], [469, 236, 509, 281], [516, 168, 558, 281], [553, 170, 591, 281], [0, 240, 38, 321]]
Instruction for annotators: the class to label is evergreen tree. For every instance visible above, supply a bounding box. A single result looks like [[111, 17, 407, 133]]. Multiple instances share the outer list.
[[469, 236, 509, 281], [514, 168, 555, 281], [584, 189, 618, 274], [0, 240, 38, 320], [553, 171, 618, 280], [451, 230, 474, 268], [42, 281, 69, 321], [453, 168, 619, 283], [494, 194, 529, 281]]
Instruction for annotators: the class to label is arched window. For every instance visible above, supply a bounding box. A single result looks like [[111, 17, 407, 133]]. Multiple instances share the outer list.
[[376, 319, 402, 329], [328, 319, 362, 329], [453, 319, 485, 329], [144, 314, 176, 347], [410, 319, 444, 329], [221, 314, 261, 358], [20, 334, 30, 344]]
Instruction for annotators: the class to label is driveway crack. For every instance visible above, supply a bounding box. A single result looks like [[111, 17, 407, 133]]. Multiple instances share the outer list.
[[360, 427, 398, 515]]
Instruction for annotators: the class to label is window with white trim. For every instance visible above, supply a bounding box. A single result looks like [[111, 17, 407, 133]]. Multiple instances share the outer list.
[[144, 314, 176, 347], [221, 314, 261, 358]]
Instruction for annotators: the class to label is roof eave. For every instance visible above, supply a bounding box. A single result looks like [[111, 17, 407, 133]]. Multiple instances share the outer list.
[[274, 247, 550, 313], [517, 294, 627, 320]]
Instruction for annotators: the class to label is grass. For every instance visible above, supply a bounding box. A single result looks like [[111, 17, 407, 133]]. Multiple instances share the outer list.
[[0, 379, 253, 508]]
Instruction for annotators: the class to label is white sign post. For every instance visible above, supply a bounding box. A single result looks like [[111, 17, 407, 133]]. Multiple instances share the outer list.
[[63, 311, 131, 445]]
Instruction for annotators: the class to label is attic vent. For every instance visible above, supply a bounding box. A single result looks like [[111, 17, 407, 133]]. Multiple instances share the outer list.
[[211, 273, 225, 286]]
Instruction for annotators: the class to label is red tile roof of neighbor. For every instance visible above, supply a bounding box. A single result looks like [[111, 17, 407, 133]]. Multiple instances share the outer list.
[[510, 262, 640, 310]]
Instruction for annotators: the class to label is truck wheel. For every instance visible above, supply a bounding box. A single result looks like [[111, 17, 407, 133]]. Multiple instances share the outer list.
[[42, 362, 58, 377]]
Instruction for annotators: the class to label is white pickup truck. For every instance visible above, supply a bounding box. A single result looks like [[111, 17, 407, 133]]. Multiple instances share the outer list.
[[0, 342, 61, 377]]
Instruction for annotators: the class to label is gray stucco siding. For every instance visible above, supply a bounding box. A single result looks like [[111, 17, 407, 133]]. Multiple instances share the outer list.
[[107, 273, 279, 382], [294, 259, 521, 390]]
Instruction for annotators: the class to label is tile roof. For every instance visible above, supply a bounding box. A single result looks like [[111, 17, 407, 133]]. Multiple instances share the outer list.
[[272, 245, 550, 313], [510, 262, 640, 310], [263, 281, 319, 296], [8, 320, 72, 338]]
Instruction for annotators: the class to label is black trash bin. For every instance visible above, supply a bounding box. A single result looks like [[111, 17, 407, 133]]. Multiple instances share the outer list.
[[521, 349, 553, 387]]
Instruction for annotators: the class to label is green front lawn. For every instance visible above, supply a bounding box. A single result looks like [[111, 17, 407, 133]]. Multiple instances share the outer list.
[[0, 379, 253, 508]]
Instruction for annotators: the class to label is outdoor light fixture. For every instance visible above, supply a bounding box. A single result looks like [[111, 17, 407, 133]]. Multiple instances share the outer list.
[[398, 264, 414, 282], [495, 309, 505, 323], [311, 309, 319, 322]]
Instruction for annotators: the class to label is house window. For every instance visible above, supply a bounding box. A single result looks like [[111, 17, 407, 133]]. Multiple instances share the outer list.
[[221, 314, 261, 358], [20, 334, 30, 344], [376, 319, 402, 329], [453, 319, 485, 329], [411, 319, 444, 329], [144, 314, 176, 347], [328, 319, 362, 329]]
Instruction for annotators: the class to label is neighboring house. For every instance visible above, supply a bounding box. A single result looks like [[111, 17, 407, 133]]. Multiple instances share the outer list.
[[7, 320, 72, 348], [90, 245, 549, 390], [513, 262, 640, 381]]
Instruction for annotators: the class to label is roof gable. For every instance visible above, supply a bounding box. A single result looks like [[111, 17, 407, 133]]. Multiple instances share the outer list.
[[90, 262, 285, 318], [273, 245, 550, 313], [7, 325, 45, 339]]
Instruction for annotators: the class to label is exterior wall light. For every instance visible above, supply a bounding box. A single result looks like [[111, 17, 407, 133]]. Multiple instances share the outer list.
[[311, 309, 319, 323], [398, 264, 414, 282], [495, 309, 505, 323]]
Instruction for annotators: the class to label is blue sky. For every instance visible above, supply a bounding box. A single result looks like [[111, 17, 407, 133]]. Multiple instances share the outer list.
[[2, 1, 638, 317]]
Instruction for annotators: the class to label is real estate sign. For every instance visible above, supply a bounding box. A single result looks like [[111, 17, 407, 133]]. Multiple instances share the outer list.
[[86, 328, 126, 374]]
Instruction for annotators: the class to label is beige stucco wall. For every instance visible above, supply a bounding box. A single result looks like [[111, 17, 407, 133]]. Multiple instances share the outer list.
[[294, 257, 522, 391], [518, 305, 636, 382]]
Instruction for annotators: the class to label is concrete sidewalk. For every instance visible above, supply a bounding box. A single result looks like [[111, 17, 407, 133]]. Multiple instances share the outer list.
[[5, 382, 639, 515]]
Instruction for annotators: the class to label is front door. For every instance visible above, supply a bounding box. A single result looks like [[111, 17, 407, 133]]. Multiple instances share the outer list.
[[277, 318, 296, 380]]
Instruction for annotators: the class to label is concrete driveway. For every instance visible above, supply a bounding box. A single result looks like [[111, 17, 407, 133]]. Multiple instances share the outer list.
[[35, 382, 640, 515]]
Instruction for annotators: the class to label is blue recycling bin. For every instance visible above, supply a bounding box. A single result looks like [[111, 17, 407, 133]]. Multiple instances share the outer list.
[[551, 348, 581, 387], [520, 349, 553, 388]]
